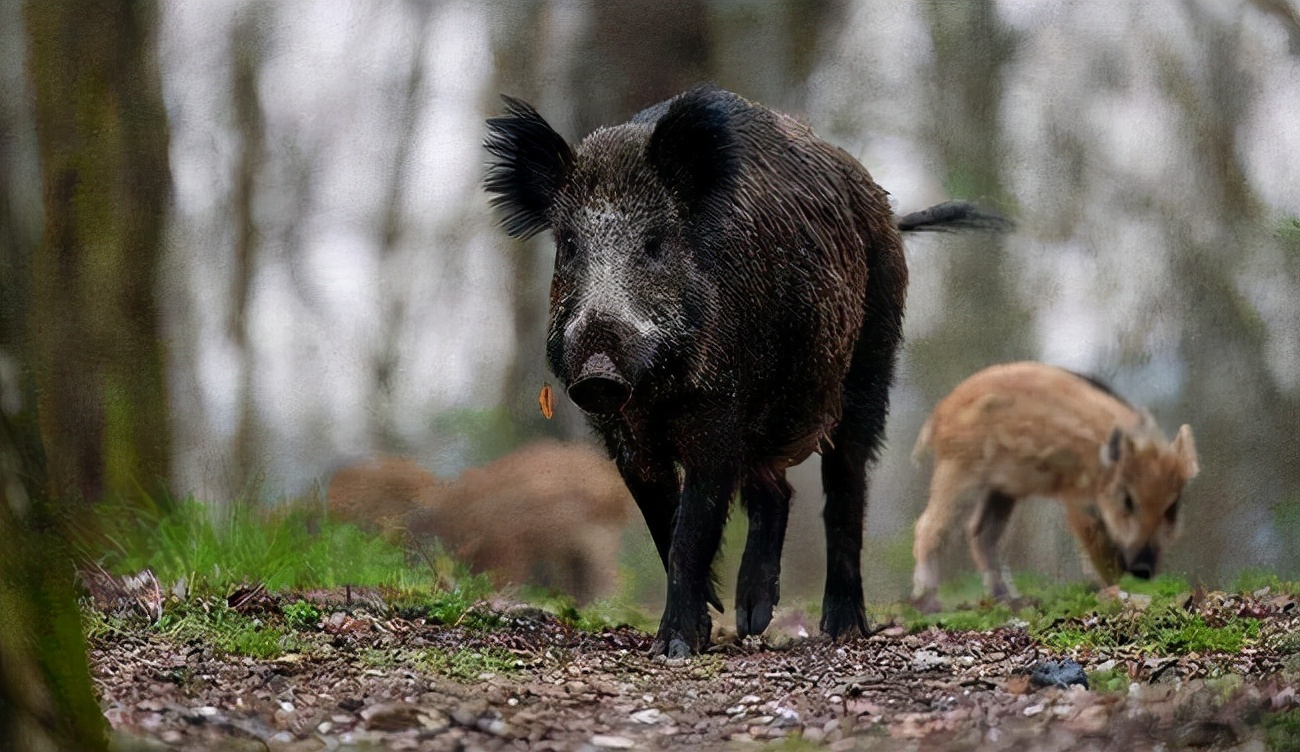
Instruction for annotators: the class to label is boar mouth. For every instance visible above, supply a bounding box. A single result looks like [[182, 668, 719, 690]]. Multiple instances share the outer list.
[[568, 353, 632, 414]]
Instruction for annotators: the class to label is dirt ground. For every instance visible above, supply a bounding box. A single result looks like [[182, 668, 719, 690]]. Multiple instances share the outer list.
[[87, 583, 1300, 752]]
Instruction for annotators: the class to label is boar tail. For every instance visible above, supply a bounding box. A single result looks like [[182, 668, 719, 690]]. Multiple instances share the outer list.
[[911, 418, 934, 466], [896, 200, 1014, 234]]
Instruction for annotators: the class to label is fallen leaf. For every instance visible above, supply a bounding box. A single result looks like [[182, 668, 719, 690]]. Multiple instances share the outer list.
[[538, 383, 555, 419]]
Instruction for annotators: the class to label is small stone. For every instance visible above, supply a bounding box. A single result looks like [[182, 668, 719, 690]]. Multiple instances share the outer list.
[[1029, 659, 1089, 690], [476, 716, 509, 736], [911, 649, 951, 672], [1023, 702, 1046, 717], [360, 702, 436, 732], [631, 708, 666, 724], [590, 734, 635, 749], [771, 707, 801, 727]]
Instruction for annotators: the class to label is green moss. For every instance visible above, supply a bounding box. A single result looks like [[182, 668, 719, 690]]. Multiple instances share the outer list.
[[419, 647, 519, 681], [1086, 668, 1131, 693], [283, 599, 320, 631], [1263, 708, 1300, 752], [1033, 602, 1260, 656]]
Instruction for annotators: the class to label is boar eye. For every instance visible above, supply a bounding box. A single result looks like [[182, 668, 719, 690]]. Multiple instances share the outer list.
[[554, 235, 577, 265], [644, 232, 664, 259], [1123, 491, 1135, 515]]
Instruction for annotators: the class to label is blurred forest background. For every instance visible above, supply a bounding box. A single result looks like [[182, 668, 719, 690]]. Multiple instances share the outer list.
[[2, 0, 1299, 614]]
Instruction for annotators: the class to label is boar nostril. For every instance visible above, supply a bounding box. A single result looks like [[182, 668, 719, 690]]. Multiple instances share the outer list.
[[568, 353, 632, 414]]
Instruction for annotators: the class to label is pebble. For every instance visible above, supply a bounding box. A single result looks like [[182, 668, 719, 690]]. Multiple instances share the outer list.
[[589, 734, 635, 749], [630, 708, 666, 724]]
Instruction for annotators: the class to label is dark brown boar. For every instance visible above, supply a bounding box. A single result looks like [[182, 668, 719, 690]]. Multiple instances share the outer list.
[[484, 85, 1009, 655], [910, 361, 1199, 610], [326, 441, 633, 604]]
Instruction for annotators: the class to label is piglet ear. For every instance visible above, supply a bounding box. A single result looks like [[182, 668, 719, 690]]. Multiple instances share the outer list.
[[1173, 424, 1199, 479], [647, 85, 740, 212], [484, 96, 574, 239]]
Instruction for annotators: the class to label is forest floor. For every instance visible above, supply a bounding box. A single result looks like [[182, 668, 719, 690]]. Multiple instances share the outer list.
[[87, 577, 1300, 752]]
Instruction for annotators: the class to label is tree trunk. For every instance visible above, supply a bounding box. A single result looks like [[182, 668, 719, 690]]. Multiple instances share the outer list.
[[25, 0, 173, 504]]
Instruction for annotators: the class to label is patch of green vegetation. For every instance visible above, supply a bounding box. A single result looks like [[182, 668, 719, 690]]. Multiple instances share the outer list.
[[424, 579, 494, 626], [80, 606, 134, 641], [761, 734, 824, 751], [419, 647, 519, 681], [1263, 708, 1300, 752], [1034, 602, 1260, 656], [88, 496, 433, 592], [358, 648, 397, 669], [1086, 668, 1131, 693], [283, 599, 320, 631], [1232, 568, 1300, 596], [154, 600, 304, 659], [889, 572, 1264, 658], [1116, 573, 1191, 599]]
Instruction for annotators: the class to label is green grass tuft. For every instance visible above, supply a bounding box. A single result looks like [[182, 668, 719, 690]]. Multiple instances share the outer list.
[[154, 599, 304, 659], [89, 497, 435, 592]]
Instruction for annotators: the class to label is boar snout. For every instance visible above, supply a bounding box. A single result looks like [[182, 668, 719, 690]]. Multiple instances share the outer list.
[[569, 353, 632, 414], [1125, 544, 1158, 580]]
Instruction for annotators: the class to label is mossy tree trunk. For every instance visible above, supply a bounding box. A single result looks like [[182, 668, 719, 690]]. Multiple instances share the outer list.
[[0, 1, 174, 747], [25, 0, 173, 505]]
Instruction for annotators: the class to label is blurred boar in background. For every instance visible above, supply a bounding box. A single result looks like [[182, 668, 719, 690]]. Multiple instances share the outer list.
[[911, 361, 1199, 611], [484, 84, 1010, 655], [327, 441, 632, 604]]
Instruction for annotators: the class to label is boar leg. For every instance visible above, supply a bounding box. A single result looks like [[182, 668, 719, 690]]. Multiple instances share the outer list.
[[911, 461, 976, 609], [652, 466, 736, 657], [619, 457, 725, 614], [820, 439, 871, 638], [966, 490, 1017, 601], [735, 469, 793, 638]]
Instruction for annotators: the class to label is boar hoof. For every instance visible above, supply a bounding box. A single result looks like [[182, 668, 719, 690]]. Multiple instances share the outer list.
[[820, 598, 869, 640], [735, 599, 774, 639], [568, 354, 631, 414]]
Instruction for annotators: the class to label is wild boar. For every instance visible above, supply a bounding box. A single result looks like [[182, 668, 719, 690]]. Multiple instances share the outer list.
[[484, 84, 1009, 655], [910, 361, 1199, 610], [326, 441, 633, 604]]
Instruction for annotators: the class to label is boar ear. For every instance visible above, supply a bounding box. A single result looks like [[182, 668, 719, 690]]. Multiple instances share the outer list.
[[1173, 424, 1199, 479], [1100, 426, 1127, 469], [484, 96, 574, 239], [647, 86, 740, 212]]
